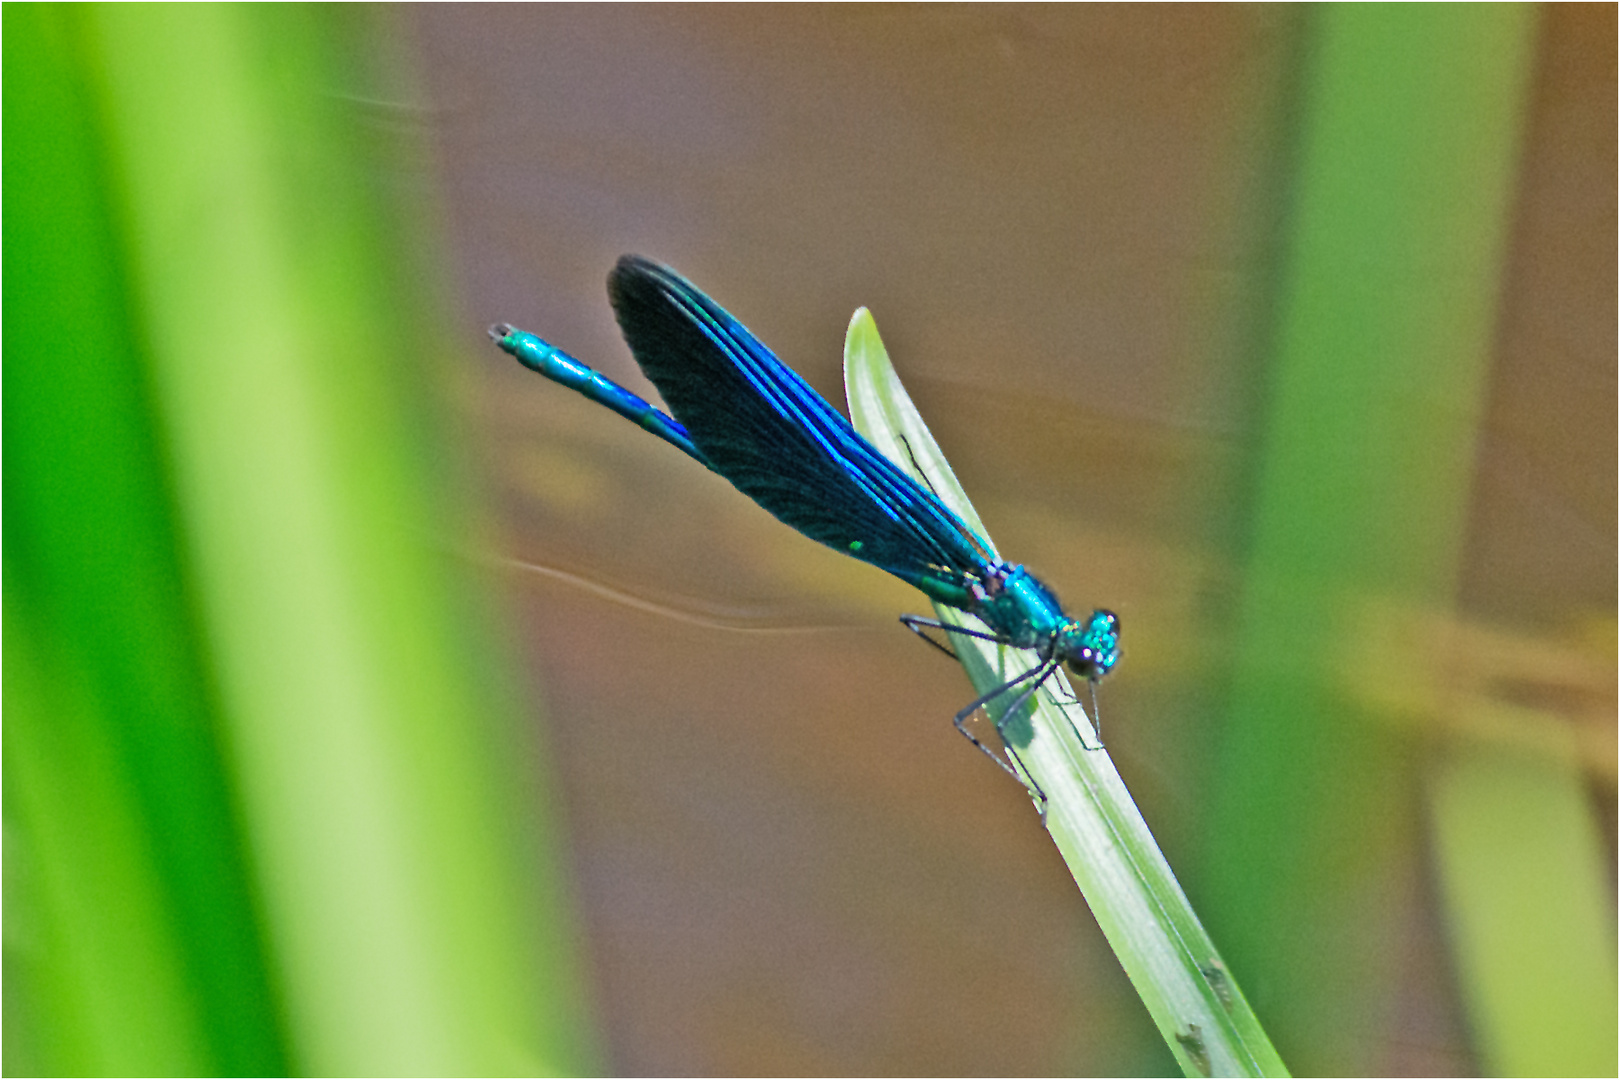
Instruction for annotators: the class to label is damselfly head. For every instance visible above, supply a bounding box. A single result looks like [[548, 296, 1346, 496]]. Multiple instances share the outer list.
[[1060, 609, 1121, 682]]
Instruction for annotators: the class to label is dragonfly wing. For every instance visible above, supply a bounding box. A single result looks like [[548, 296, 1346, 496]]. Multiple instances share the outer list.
[[609, 255, 991, 600]]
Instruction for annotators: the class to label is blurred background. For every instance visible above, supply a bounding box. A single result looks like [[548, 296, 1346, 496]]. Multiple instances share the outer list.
[[5, 5, 1613, 1077]]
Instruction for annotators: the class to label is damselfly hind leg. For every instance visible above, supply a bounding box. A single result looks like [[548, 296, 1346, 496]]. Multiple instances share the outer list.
[[898, 613, 1007, 662]]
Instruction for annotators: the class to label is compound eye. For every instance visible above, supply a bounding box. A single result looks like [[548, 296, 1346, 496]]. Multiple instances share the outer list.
[[1065, 656, 1095, 681]]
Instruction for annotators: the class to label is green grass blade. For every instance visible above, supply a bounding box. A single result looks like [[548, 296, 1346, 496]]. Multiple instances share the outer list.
[[4, 7, 287, 1071], [1430, 730, 1617, 1075], [1, 6, 600, 1074], [845, 310, 1288, 1078], [1195, 7, 1543, 1073]]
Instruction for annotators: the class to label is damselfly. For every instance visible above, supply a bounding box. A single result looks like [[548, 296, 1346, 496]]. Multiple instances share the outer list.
[[490, 256, 1119, 801]]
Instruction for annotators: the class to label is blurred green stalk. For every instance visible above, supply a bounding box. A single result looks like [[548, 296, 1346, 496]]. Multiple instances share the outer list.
[[1199, 6, 1541, 1074], [5, 6, 596, 1075], [1430, 728, 1617, 1075]]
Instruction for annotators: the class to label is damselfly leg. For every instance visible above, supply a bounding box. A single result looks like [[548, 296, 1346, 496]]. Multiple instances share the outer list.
[[899, 613, 1008, 661], [949, 659, 1062, 808], [901, 614, 1106, 792]]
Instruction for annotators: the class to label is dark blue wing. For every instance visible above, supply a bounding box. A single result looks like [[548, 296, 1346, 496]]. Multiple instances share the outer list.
[[609, 255, 992, 601]]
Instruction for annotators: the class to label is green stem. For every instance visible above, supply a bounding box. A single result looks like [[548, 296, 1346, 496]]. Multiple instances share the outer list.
[[845, 310, 1288, 1078]]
